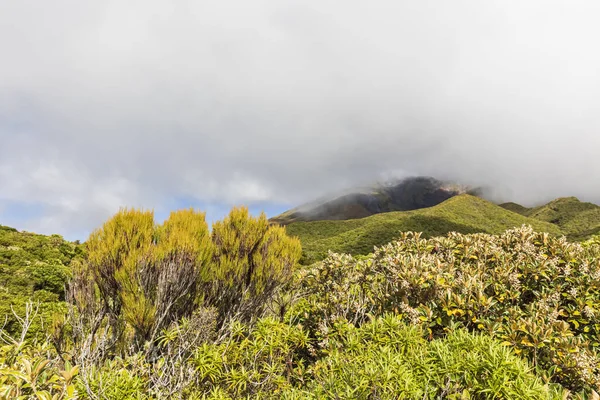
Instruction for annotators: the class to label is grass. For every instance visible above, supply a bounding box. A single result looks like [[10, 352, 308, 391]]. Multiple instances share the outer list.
[[500, 197, 600, 241], [286, 194, 562, 264]]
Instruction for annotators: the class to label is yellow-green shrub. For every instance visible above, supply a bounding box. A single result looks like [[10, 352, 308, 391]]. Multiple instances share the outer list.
[[206, 207, 302, 323]]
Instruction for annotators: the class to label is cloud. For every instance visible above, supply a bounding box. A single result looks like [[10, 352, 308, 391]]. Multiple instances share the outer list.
[[1, 0, 600, 238]]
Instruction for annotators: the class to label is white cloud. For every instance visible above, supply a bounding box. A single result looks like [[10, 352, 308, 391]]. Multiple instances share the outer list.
[[1, 0, 600, 237]]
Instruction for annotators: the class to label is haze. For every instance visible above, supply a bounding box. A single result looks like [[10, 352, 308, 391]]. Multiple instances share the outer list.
[[1, 0, 599, 239]]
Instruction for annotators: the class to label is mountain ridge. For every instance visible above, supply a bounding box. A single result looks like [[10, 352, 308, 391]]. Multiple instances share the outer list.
[[286, 194, 563, 264], [499, 196, 600, 240], [270, 176, 476, 225]]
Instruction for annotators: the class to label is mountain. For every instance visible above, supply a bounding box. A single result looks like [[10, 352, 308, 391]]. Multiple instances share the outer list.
[[286, 194, 562, 264], [500, 197, 600, 241], [270, 176, 476, 225]]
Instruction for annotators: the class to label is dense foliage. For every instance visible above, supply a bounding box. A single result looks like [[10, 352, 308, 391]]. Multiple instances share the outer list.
[[61, 207, 301, 357], [0, 225, 82, 337], [4, 206, 600, 398], [291, 226, 600, 392], [1, 310, 564, 399], [208, 207, 302, 324]]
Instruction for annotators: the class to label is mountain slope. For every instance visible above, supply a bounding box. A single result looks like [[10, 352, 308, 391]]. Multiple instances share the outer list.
[[271, 176, 473, 224], [287, 194, 562, 264], [500, 197, 600, 240]]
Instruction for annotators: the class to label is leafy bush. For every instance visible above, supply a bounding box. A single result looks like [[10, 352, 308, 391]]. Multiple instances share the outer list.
[[191, 317, 310, 398], [207, 207, 302, 324], [83, 208, 214, 349], [301, 315, 558, 399], [188, 314, 561, 399], [75, 356, 148, 400], [5, 311, 560, 399], [73, 206, 301, 354], [0, 303, 79, 399], [290, 225, 600, 391]]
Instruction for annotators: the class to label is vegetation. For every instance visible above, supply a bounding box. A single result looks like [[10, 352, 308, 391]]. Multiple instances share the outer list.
[[287, 195, 561, 264], [0, 225, 82, 337], [4, 199, 600, 398], [291, 226, 600, 392], [187, 315, 560, 399], [59, 207, 301, 360], [208, 207, 302, 324], [79, 208, 215, 351], [500, 197, 600, 241]]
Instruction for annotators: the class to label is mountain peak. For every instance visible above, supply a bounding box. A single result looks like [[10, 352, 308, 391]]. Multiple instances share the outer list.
[[271, 176, 476, 225]]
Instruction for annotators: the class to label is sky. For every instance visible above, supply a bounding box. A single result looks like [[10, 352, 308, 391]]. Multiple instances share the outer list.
[[1, 1, 600, 241]]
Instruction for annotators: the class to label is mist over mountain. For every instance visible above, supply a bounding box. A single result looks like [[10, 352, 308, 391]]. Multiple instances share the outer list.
[[270, 176, 479, 224], [2, 1, 600, 239]]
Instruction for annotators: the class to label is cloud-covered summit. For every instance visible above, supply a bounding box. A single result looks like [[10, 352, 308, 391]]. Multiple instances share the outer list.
[[1, 0, 600, 239]]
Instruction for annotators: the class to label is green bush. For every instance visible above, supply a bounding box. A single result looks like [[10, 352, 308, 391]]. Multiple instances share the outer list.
[[188, 314, 560, 399], [207, 206, 302, 324], [75, 357, 148, 400], [6, 218, 600, 398], [0, 304, 79, 399], [290, 226, 600, 391], [301, 315, 558, 399], [70, 206, 301, 354]]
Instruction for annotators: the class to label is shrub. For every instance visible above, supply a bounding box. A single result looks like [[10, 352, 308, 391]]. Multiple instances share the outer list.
[[290, 226, 600, 391], [302, 315, 558, 399], [206, 207, 302, 324], [0, 302, 79, 399], [77, 206, 301, 349], [80, 208, 214, 349], [188, 314, 560, 399]]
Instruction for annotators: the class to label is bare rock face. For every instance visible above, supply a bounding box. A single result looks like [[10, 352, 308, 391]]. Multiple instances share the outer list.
[[271, 176, 477, 225]]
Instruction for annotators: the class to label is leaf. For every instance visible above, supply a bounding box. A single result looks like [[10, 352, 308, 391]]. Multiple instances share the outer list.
[[35, 391, 52, 400], [1, 369, 28, 382]]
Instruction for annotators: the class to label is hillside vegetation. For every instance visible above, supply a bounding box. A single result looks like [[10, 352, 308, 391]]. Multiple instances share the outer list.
[[287, 194, 561, 264], [4, 221, 600, 398], [4, 198, 600, 398], [0, 225, 82, 336], [500, 197, 600, 241]]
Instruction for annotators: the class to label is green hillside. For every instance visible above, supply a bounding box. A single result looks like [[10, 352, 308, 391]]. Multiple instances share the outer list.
[[497, 201, 530, 215], [500, 197, 600, 241], [286, 194, 562, 264], [4, 208, 600, 397], [0, 225, 82, 336]]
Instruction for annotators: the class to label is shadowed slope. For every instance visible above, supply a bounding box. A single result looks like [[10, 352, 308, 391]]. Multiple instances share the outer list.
[[270, 176, 473, 224]]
